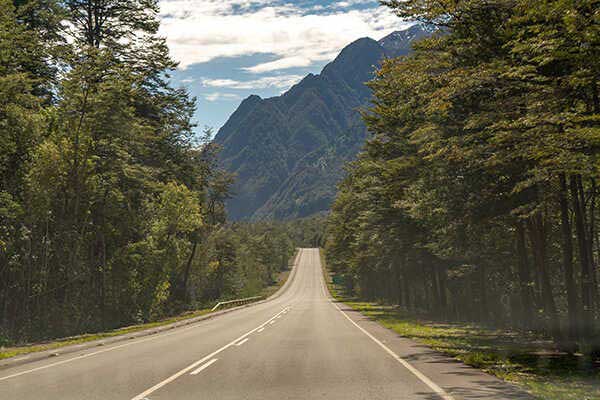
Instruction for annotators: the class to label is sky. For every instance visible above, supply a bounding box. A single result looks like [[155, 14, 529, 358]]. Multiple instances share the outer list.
[[158, 0, 411, 133]]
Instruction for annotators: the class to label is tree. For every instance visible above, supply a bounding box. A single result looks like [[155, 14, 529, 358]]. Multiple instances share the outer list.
[[327, 0, 600, 354]]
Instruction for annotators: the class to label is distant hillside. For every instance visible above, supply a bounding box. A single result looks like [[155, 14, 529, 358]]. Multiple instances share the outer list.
[[214, 24, 434, 220]]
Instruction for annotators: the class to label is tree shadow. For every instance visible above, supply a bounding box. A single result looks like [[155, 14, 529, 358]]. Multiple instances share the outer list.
[[338, 300, 600, 396]]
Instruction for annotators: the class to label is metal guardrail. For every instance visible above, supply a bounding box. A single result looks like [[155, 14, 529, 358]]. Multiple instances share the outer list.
[[209, 250, 299, 312], [210, 296, 263, 312]]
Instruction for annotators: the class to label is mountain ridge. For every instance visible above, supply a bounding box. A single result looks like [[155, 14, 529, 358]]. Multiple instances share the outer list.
[[214, 24, 433, 220]]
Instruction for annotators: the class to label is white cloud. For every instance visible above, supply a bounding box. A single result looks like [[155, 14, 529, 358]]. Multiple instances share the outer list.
[[334, 0, 375, 8], [201, 75, 304, 90], [243, 56, 316, 73], [159, 1, 409, 70], [204, 92, 242, 102]]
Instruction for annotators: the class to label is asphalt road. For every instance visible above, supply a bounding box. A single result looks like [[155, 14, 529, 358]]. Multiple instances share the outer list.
[[0, 248, 531, 399]]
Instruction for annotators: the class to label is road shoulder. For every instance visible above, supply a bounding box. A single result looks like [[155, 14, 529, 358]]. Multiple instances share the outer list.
[[334, 301, 533, 400], [320, 249, 533, 400]]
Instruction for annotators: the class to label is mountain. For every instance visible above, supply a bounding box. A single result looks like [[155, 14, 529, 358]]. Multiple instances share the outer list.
[[378, 23, 437, 58], [214, 24, 433, 220]]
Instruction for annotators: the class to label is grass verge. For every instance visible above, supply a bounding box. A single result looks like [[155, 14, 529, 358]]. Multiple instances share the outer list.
[[0, 250, 299, 362], [0, 308, 212, 361], [319, 249, 600, 400]]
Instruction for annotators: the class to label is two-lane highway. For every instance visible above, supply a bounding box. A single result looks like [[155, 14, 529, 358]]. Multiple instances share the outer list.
[[0, 249, 530, 399]]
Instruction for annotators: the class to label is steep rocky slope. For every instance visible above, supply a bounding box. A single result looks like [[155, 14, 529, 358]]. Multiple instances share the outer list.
[[214, 24, 433, 220]]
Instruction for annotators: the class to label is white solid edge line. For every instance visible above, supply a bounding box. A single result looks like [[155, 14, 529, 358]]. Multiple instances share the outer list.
[[235, 338, 249, 347], [332, 302, 454, 400], [317, 250, 454, 400], [130, 307, 289, 400], [0, 318, 210, 383], [190, 358, 218, 375]]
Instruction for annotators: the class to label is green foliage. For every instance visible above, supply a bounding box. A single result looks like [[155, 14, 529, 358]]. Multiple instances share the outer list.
[[0, 0, 296, 344], [281, 215, 327, 248], [326, 0, 600, 358]]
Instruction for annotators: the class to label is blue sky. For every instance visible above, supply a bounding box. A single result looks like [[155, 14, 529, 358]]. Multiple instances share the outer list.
[[158, 0, 411, 133]]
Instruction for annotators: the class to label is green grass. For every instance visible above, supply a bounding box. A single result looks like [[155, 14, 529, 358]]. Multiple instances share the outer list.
[[0, 250, 299, 362], [319, 249, 600, 400]]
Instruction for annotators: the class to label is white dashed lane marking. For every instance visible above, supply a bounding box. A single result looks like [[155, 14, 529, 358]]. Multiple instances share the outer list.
[[190, 359, 218, 376]]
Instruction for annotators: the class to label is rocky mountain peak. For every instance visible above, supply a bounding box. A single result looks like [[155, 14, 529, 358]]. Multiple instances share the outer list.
[[378, 23, 437, 58], [214, 24, 435, 220]]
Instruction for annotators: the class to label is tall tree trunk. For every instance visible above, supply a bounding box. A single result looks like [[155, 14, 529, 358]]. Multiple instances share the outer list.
[[559, 174, 579, 348], [429, 256, 441, 315], [402, 264, 411, 310], [478, 262, 488, 324], [515, 221, 534, 329], [527, 214, 563, 345], [437, 263, 448, 318], [571, 175, 595, 343], [386, 262, 394, 302], [179, 240, 198, 304], [420, 256, 430, 312], [395, 253, 404, 307], [100, 231, 106, 330], [587, 179, 599, 309], [420, 273, 428, 312]]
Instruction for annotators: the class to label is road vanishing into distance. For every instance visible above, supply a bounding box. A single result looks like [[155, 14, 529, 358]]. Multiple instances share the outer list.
[[0, 249, 530, 400]]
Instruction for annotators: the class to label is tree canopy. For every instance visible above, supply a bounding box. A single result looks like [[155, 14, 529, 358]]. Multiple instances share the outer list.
[[0, 0, 296, 344], [326, 0, 600, 355]]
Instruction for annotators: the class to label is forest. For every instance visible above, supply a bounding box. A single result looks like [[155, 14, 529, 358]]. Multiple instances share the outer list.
[[326, 0, 600, 355], [0, 0, 296, 345]]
